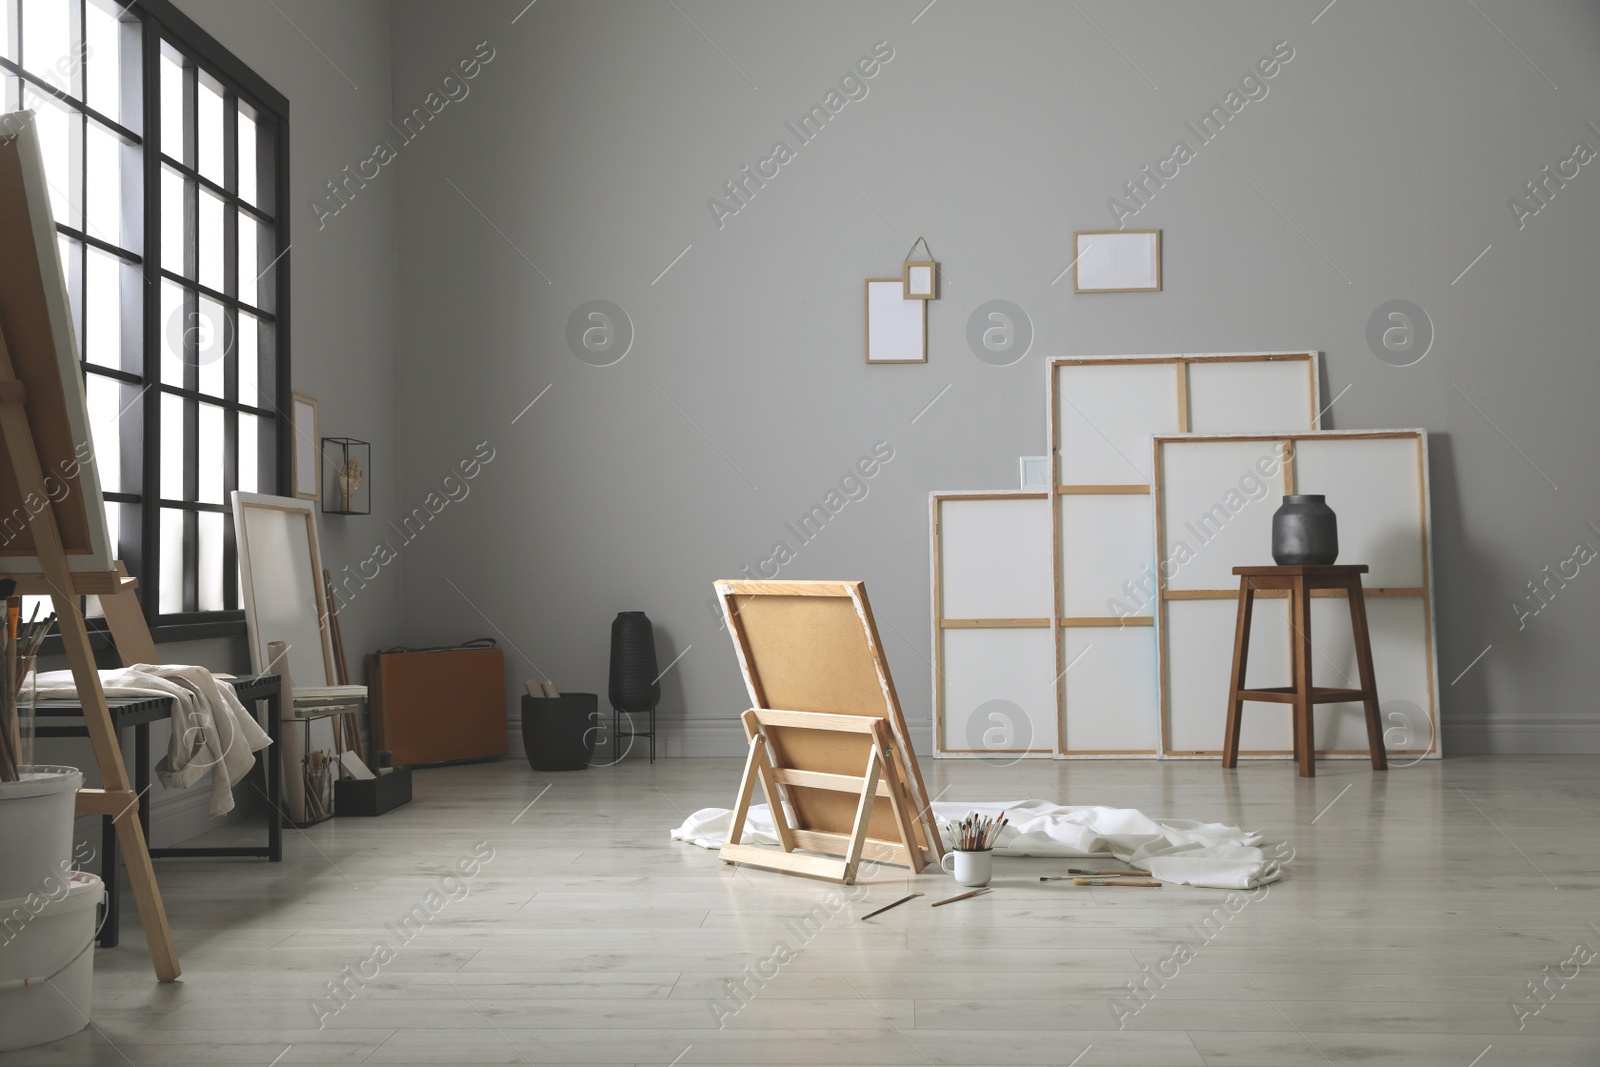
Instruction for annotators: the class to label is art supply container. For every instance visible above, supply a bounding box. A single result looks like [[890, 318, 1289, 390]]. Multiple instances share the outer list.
[[0, 871, 104, 1050], [940, 848, 993, 888], [0, 765, 82, 900]]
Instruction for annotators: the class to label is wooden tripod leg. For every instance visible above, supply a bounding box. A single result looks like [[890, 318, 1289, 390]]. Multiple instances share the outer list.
[[1222, 580, 1254, 769], [1346, 581, 1388, 771]]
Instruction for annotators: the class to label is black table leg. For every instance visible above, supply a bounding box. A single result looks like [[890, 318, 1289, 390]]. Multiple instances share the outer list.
[[136, 723, 151, 846], [99, 723, 123, 948], [266, 687, 282, 861]]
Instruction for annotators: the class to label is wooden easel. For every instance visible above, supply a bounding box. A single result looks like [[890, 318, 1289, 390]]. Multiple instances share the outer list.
[[714, 580, 943, 883], [0, 337, 180, 981], [0, 114, 177, 980]]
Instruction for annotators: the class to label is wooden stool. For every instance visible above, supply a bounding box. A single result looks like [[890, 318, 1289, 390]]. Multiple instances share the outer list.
[[1222, 565, 1387, 777]]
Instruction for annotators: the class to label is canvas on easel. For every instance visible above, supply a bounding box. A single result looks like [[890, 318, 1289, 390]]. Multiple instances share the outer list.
[[713, 580, 943, 883], [0, 110, 180, 980]]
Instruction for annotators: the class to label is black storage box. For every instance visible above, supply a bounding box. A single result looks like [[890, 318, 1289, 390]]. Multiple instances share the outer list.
[[521, 693, 598, 771], [334, 766, 413, 816]]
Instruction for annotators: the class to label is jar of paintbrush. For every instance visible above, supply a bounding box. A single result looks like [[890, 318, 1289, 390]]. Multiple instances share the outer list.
[[941, 811, 1006, 887]]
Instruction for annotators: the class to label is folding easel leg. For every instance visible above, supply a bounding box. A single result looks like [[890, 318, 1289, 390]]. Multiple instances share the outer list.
[[723, 732, 765, 852], [873, 723, 924, 873], [742, 709, 796, 852], [61, 600, 180, 980], [840, 745, 883, 885]]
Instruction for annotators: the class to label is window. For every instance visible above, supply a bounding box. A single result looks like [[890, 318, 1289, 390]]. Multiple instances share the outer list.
[[0, 0, 289, 639]]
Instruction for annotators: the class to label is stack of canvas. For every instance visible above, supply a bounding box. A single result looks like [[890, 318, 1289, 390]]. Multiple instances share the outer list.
[[930, 353, 1440, 761]]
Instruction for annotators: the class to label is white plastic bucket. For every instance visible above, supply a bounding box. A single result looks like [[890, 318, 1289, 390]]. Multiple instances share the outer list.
[[0, 766, 83, 901], [0, 870, 103, 1051]]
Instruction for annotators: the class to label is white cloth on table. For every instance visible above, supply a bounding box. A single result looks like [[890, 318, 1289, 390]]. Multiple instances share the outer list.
[[671, 798, 1281, 889], [34, 665, 272, 816]]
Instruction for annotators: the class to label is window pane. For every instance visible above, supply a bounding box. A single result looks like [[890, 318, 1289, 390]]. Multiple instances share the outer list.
[[198, 187, 223, 290], [21, 89, 79, 225], [1, 0, 13, 62], [161, 392, 184, 500], [197, 295, 225, 397], [237, 102, 257, 205], [85, 0, 122, 118], [84, 373, 122, 494], [197, 69, 223, 185], [238, 214, 258, 306], [101, 503, 119, 571], [197, 511, 223, 612], [85, 121, 122, 244], [161, 166, 187, 276], [160, 44, 184, 163], [84, 245, 124, 369], [160, 279, 185, 385], [159, 508, 184, 614], [197, 403, 223, 504], [21, 0, 74, 95], [238, 412, 258, 493], [237, 311, 258, 406]]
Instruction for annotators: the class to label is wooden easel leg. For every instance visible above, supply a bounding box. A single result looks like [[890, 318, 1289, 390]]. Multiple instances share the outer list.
[[1346, 582, 1388, 771], [1290, 580, 1315, 778], [841, 744, 883, 885], [873, 723, 923, 873], [1222, 581, 1254, 769], [742, 709, 796, 852], [723, 732, 764, 852], [59, 598, 180, 980]]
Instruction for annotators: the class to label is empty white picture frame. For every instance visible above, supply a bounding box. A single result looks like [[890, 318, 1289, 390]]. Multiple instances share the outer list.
[[1152, 430, 1440, 760], [1049, 353, 1320, 756], [1074, 230, 1161, 293], [930, 491, 1056, 756], [1019, 456, 1050, 489], [903, 261, 937, 300], [292, 394, 319, 500], [865, 279, 926, 363]]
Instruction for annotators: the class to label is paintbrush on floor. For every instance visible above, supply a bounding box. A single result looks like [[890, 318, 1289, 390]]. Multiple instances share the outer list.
[[1072, 878, 1161, 888], [1041, 869, 1151, 880], [860, 892, 922, 920], [931, 887, 991, 908]]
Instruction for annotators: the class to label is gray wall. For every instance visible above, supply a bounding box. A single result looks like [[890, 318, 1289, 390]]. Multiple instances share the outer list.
[[385, 0, 1600, 757]]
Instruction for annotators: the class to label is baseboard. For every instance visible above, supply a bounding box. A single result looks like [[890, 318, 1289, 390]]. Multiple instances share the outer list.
[[1445, 716, 1600, 755]]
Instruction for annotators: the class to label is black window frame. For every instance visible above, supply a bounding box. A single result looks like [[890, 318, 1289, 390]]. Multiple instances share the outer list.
[[1, 0, 291, 648]]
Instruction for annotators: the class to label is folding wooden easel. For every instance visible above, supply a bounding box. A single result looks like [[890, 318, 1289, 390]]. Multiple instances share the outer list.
[[715, 580, 943, 883], [0, 114, 179, 980]]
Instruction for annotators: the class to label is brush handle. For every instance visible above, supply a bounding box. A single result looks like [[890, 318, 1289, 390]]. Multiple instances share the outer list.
[[1071, 879, 1161, 887]]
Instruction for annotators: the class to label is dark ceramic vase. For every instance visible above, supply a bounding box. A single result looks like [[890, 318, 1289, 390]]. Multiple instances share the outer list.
[[1271, 495, 1338, 565], [608, 612, 661, 715]]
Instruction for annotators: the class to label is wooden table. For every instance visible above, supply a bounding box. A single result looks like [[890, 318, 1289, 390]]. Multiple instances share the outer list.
[[1222, 566, 1387, 778], [35, 674, 283, 945]]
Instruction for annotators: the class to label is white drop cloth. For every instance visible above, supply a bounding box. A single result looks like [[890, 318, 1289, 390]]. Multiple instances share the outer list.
[[672, 798, 1281, 889], [35, 665, 273, 816]]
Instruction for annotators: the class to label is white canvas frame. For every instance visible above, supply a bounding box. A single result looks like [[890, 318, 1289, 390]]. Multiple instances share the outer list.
[[1152, 430, 1440, 760], [1074, 230, 1161, 293], [1047, 352, 1321, 757], [231, 491, 336, 687], [930, 491, 1055, 756], [292, 394, 319, 500]]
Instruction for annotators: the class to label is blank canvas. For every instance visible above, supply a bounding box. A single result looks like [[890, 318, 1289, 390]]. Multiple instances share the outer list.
[[1075, 231, 1160, 292]]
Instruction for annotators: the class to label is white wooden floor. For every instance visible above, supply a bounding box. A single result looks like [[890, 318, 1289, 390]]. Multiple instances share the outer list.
[[5, 754, 1599, 1066]]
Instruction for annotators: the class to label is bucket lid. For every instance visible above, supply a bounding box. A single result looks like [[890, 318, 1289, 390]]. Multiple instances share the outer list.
[[0, 765, 84, 801], [0, 870, 103, 918]]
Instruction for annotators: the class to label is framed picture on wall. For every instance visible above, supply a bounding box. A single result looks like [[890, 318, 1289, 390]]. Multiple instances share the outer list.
[[865, 279, 927, 363], [292, 393, 319, 500], [1074, 230, 1162, 293]]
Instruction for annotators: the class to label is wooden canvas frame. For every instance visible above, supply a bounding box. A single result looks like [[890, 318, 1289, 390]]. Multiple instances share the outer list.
[[0, 113, 178, 981], [1151, 430, 1440, 760], [929, 491, 1055, 757], [1047, 352, 1320, 757], [1073, 229, 1162, 293], [864, 279, 927, 364], [714, 579, 942, 881], [232, 491, 337, 685], [292, 393, 319, 500]]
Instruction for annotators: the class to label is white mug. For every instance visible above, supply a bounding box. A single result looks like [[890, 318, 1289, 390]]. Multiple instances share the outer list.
[[940, 848, 993, 888]]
